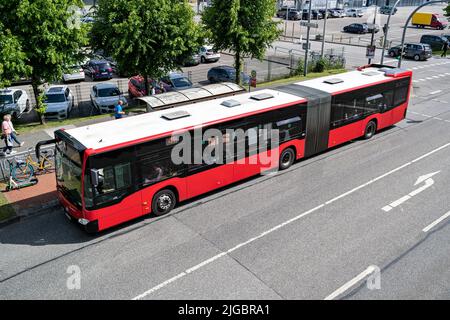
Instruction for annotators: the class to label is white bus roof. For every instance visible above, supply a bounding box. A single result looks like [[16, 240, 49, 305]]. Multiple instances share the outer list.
[[63, 67, 410, 151]]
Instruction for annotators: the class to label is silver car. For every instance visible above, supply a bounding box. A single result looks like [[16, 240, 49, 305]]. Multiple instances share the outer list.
[[44, 85, 74, 120], [90, 83, 127, 114], [63, 65, 85, 83], [0, 88, 31, 119]]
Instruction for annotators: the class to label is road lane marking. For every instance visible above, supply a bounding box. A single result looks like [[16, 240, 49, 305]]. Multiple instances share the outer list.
[[324, 266, 379, 300], [422, 211, 450, 233], [382, 171, 440, 212], [132, 142, 450, 300]]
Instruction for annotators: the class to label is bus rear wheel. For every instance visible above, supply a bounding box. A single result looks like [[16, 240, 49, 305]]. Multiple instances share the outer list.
[[279, 148, 295, 170], [152, 189, 176, 216], [364, 120, 377, 140]]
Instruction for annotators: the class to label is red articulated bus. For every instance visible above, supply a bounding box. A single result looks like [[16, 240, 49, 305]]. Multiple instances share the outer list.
[[53, 64, 412, 232]]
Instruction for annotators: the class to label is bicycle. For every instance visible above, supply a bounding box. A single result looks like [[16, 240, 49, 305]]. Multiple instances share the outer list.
[[24, 147, 55, 174], [5, 157, 35, 190]]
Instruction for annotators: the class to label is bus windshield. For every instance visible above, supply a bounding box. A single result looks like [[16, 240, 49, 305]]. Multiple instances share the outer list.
[[55, 141, 83, 208]]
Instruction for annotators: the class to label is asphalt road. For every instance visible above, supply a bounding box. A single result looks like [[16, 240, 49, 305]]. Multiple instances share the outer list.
[[0, 56, 449, 299]]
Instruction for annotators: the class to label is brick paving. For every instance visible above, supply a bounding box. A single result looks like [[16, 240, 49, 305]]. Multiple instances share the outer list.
[[3, 173, 58, 215]]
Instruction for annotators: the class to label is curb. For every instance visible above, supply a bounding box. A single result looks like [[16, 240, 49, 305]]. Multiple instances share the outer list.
[[0, 199, 60, 229]]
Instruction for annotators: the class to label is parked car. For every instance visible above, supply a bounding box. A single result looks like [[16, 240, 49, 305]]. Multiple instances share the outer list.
[[302, 9, 323, 20], [343, 23, 368, 34], [363, 23, 380, 33], [285, 10, 302, 20], [346, 8, 363, 17], [127, 75, 172, 98], [161, 72, 193, 91], [182, 53, 201, 67], [318, 9, 332, 19], [63, 65, 85, 83], [84, 60, 113, 80], [0, 88, 30, 119], [388, 43, 432, 61], [276, 6, 296, 18], [420, 34, 449, 51], [90, 83, 127, 114], [330, 8, 346, 18], [412, 12, 447, 30], [207, 66, 250, 85], [379, 6, 397, 15], [199, 45, 221, 63], [43, 85, 74, 120]]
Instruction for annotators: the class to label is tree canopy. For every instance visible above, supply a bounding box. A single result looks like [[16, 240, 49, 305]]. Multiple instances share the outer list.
[[0, 0, 89, 123], [91, 0, 203, 92], [0, 24, 30, 88], [202, 0, 281, 84]]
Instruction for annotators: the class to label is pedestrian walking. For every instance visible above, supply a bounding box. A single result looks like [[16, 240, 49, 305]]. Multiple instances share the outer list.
[[4, 114, 24, 147], [1, 115, 15, 155], [151, 85, 156, 96], [441, 41, 448, 58], [114, 100, 125, 119]]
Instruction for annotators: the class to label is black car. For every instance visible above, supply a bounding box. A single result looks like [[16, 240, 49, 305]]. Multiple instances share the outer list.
[[379, 6, 397, 15], [388, 43, 432, 61], [441, 34, 450, 42], [302, 9, 323, 20], [207, 66, 250, 85], [343, 23, 368, 34], [363, 23, 380, 33], [318, 9, 332, 19], [84, 60, 113, 80], [420, 34, 449, 51]]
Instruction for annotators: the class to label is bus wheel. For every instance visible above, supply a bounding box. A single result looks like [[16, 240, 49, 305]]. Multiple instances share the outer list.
[[152, 189, 176, 216], [279, 148, 295, 170], [364, 120, 377, 140]]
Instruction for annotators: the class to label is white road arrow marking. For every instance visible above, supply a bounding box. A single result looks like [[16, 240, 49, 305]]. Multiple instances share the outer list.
[[382, 171, 440, 212]]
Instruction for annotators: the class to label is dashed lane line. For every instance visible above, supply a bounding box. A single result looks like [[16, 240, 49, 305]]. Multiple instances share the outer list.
[[132, 142, 450, 300]]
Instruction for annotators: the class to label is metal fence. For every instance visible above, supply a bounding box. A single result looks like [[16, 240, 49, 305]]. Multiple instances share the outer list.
[[242, 46, 346, 83]]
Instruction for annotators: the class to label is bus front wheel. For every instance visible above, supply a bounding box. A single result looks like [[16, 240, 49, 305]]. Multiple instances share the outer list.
[[364, 120, 377, 140], [152, 189, 176, 216], [279, 148, 295, 170]]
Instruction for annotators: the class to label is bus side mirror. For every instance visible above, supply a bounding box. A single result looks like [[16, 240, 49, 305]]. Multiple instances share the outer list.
[[90, 169, 100, 187]]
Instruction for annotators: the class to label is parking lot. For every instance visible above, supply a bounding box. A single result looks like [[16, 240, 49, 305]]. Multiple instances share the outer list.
[[279, 4, 449, 47]]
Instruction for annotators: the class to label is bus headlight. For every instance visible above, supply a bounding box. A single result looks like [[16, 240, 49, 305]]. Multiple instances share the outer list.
[[78, 218, 90, 225]]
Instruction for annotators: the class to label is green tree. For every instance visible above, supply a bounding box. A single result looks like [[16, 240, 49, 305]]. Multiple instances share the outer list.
[[445, 3, 450, 19], [202, 0, 281, 85], [91, 0, 203, 94], [1, 0, 89, 123], [0, 24, 30, 88]]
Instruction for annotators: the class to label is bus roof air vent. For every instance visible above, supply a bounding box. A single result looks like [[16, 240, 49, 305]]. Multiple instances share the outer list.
[[161, 110, 191, 120], [221, 99, 241, 108], [362, 71, 380, 76], [250, 93, 274, 101], [323, 78, 344, 84]]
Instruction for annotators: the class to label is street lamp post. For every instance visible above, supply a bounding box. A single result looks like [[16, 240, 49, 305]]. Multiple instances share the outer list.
[[321, 0, 329, 58], [398, 0, 450, 68], [380, 0, 401, 65], [368, 1, 379, 64], [303, 0, 313, 76]]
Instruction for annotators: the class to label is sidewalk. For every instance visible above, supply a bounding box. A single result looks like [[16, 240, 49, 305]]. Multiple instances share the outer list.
[[0, 173, 59, 226]]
